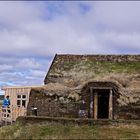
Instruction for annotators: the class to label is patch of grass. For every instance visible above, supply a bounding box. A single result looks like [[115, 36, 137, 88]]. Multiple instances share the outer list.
[[85, 60, 140, 74], [117, 129, 140, 139], [50, 59, 140, 76], [0, 122, 23, 139], [96, 127, 139, 139], [1, 122, 140, 139]]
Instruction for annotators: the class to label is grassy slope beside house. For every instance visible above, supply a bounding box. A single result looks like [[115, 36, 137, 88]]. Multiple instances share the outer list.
[[0, 121, 140, 139]]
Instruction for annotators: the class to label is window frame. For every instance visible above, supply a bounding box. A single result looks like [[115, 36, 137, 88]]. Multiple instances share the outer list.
[[17, 94, 27, 107]]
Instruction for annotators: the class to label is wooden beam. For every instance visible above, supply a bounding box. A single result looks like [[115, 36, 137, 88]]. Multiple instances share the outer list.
[[94, 91, 98, 120], [90, 88, 93, 118], [2, 85, 43, 90], [109, 89, 113, 119], [91, 87, 112, 90]]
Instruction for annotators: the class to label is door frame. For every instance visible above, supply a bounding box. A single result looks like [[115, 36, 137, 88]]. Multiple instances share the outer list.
[[90, 87, 113, 120]]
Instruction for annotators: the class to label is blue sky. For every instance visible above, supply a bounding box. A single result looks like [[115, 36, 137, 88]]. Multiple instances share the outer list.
[[0, 1, 140, 94]]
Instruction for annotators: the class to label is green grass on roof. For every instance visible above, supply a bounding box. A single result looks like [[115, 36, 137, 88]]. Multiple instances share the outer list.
[[50, 59, 140, 75]]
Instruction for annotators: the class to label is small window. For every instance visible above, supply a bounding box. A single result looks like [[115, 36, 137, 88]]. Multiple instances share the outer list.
[[22, 95, 26, 99], [17, 95, 21, 98], [22, 100, 26, 107], [17, 94, 27, 107], [17, 100, 21, 106]]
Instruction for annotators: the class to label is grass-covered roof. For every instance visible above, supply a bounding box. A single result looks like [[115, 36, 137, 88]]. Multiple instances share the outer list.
[[44, 54, 140, 85]]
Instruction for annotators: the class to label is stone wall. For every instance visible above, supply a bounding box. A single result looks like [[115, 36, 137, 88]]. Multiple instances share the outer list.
[[27, 88, 82, 118], [27, 80, 140, 120]]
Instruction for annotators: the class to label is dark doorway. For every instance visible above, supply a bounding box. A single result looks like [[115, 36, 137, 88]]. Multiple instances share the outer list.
[[97, 90, 109, 119]]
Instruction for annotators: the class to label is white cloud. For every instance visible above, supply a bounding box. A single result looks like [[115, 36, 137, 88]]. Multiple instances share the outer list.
[[90, 1, 140, 32], [30, 70, 46, 77], [15, 58, 41, 70], [0, 1, 44, 28], [101, 32, 140, 48], [0, 64, 13, 72]]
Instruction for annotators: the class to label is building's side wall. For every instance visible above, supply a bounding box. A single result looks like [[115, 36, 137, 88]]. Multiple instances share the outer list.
[[116, 91, 140, 120], [4, 87, 31, 108], [1, 87, 31, 122], [27, 89, 82, 118], [27, 83, 140, 120], [27, 92, 140, 120]]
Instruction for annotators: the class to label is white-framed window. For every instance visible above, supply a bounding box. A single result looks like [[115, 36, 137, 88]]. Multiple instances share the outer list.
[[17, 94, 27, 107]]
